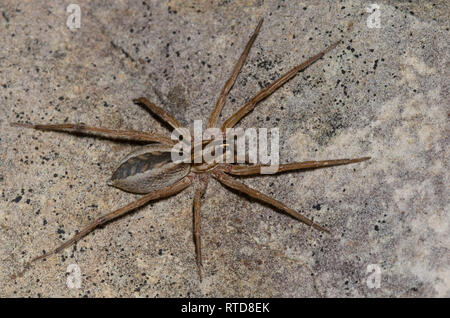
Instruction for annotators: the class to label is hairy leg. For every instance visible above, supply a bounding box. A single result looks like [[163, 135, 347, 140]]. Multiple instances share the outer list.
[[225, 157, 370, 176], [213, 170, 328, 233], [193, 175, 209, 281], [133, 97, 183, 130], [207, 19, 263, 128], [13, 175, 193, 278], [11, 122, 175, 145], [221, 41, 340, 130]]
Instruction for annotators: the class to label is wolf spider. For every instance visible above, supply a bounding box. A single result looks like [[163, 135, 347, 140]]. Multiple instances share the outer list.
[[12, 19, 369, 280]]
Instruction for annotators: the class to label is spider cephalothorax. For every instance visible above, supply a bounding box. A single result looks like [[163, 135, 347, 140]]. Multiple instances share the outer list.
[[12, 19, 369, 280]]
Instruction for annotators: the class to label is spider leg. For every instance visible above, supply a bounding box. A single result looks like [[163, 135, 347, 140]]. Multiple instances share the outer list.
[[221, 40, 340, 130], [212, 170, 329, 233], [133, 97, 183, 130], [207, 19, 263, 128], [13, 175, 193, 279], [233, 152, 250, 164], [10, 122, 175, 145], [225, 157, 370, 176], [193, 176, 209, 281]]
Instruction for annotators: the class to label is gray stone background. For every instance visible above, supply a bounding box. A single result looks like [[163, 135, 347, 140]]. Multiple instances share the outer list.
[[0, 0, 448, 297]]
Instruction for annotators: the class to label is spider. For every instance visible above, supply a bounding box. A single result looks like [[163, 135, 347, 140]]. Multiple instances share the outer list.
[[12, 19, 369, 280]]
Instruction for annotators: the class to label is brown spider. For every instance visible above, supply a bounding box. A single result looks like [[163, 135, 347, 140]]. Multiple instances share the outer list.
[[12, 19, 369, 280]]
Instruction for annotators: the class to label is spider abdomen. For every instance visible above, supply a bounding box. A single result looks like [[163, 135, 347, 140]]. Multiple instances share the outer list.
[[109, 144, 190, 194]]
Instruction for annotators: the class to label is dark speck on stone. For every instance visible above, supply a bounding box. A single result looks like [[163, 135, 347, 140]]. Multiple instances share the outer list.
[[57, 228, 65, 234], [313, 203, 321, 210], [2, 11, 9, 22], [374, 225, 379, 231], [12, 195, 22, 203], [373, 59, 379, 70]]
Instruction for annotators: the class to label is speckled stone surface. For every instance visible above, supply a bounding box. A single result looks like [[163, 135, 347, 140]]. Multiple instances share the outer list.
[[0, 1, 448, 297]]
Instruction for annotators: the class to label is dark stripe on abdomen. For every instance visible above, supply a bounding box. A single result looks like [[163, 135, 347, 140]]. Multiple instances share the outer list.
[[111, 152, 173, 181]]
